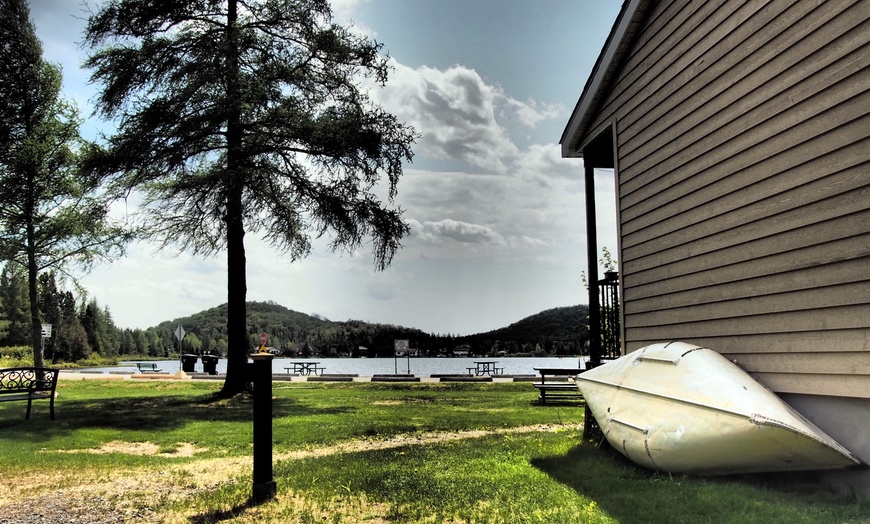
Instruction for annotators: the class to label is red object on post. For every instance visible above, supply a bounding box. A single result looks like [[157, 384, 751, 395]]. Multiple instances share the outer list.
[[260, 332, 267, 345]]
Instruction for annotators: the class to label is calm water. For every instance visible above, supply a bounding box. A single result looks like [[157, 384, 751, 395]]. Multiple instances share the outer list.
[[87, 356, 587, 376]]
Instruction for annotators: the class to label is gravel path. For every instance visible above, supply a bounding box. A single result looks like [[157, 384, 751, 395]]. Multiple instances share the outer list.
[[0, 494, 128, 524]]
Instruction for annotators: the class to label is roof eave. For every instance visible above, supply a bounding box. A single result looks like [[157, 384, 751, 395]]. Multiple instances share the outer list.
[[560, 0, 644, 158]]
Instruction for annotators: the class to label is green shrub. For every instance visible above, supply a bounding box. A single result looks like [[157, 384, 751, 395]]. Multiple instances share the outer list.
[[0, 345, 33, 367], [54, 353, 119, 369]]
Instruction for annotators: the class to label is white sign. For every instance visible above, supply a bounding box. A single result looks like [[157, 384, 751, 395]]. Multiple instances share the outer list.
[[174, 325, 186, 341], [41, 324, 52, 338]]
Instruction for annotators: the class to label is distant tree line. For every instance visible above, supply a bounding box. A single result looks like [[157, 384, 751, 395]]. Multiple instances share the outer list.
[[149, 302, 591, 359], [0, 260, 590, 363]]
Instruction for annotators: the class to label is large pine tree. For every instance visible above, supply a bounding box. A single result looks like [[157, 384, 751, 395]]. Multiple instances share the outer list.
[[0, 0, 129, 367], [84, 0, 417, 395]]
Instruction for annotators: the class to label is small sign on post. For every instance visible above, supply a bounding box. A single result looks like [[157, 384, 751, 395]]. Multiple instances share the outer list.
[[175, 325, 186, 365], [41, 324, 52, 338], [259, 331, 268, 353], [394, 339, 411, 375]]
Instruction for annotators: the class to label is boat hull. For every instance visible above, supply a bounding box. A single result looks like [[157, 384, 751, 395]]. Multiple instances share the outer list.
[[575, 342, 862, 475]]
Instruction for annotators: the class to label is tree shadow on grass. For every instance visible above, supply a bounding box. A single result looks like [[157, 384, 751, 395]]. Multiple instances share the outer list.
[[188, 497, 271, 524], [532, 443, 866, 524], [0, 391, 356, 442]]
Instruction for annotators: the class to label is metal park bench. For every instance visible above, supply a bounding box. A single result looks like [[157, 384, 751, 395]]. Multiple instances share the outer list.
[[136, 363, 163, 373], [0, 367, 59, 420]]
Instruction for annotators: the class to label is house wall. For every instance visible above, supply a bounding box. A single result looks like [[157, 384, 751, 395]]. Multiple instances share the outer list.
[[580, 0, 870, 401], [779, 393, 870, 495]]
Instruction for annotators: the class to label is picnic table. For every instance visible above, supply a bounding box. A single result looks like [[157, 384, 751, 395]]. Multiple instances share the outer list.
[[284, 361, 325, 376], [532, 367, 584, 404], [466, 361, 504, 376]]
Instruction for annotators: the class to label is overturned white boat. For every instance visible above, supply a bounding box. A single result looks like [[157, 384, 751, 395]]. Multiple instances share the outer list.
[[575, 341, 863, 476]]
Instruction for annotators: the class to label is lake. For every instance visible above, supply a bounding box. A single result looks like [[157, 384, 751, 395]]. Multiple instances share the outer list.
[[92, 356, 587, 376]]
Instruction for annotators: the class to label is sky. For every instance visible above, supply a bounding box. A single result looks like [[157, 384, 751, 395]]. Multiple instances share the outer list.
[[26, 0, 622, 336]]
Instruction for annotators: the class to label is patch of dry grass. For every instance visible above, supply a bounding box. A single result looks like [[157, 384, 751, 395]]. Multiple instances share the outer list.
[[0, 424, 576, 523]]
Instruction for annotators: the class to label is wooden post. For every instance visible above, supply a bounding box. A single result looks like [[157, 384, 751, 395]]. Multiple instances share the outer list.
[[250, 352, 276, 502]]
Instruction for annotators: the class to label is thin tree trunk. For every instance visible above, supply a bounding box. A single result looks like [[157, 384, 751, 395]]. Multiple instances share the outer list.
[[27, 256, 44, 368], [24, 154, 44, 368], [219, 0, 248, 397]]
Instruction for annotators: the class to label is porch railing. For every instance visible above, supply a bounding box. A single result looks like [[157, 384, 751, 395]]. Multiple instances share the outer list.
[[588, 271, 621, 367], [598, 271, 621, 360]]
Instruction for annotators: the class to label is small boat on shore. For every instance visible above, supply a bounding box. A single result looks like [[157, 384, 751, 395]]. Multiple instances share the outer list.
[[575, 341, 863, 475]]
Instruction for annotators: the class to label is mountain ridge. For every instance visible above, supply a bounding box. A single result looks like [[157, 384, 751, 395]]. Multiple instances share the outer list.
[[145, 301, 589, 357]]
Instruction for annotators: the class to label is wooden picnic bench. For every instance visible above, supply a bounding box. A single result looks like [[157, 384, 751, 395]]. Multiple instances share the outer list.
[[532, 367, 584, 404], [136, 363, 163, 373], [0, 367, 59, 420]]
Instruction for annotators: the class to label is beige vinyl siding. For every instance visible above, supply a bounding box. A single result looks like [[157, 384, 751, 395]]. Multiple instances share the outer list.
[[580, 0, 870, 398]]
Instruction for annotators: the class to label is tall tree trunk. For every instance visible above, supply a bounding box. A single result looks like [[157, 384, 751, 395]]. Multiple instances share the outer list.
[[27, 220, 44, 368], [221, 183, 247, 396], [219, 0, 248, 396], [24, 157, 44, 368]]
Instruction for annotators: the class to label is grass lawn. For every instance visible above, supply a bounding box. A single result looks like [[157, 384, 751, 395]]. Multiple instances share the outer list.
[[0, 380, 867, 523]]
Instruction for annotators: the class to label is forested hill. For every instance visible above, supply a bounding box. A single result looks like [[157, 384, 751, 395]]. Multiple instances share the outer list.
[[458, 305, 589, 356], [151, 301, 430, 357], [470, 305, 588, 343], [148, 301, 589, 358]]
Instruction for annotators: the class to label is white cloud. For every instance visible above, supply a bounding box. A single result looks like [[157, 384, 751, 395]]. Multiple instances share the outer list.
[[373, 63, 516, 174], [409, 219, 507, 246], [504, 98, 565, 128], [370, 62, 566, 176]]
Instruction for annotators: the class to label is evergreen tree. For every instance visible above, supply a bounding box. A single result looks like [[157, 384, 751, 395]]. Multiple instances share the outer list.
[[133, 329, 149, 356], [0, 0, 130, 367], [36, 271, 60, 361], [54, 290, 90, 362], [120, 328, 135, 356], [0, 263, 30, 345], [79, 299, 121, 357], [84, 0, 417, 395]]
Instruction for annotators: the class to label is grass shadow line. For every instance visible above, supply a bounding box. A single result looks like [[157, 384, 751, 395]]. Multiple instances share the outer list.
[[188, 494, 273, 524]]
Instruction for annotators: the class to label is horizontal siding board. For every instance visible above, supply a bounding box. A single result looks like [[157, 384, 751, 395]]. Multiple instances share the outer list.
[[748, 372, 870, 398], [623, 211, 870, 286], [624, 329, 870, 354], [613, 0, 765, 146], [621, 71, 870, 215], [730, 352, 870, 375], [623, 179, 870, 265], [624, 304, 870, 340], [621, 108, 870, 232], [619, 0, 841, 163], [621, 132, 870, 241], [624, 234, 870, 305], [619, 0, 866, 195], [627, 281, 870, 328], [625, 257, 870, 314], [619, 0, 864, 181]]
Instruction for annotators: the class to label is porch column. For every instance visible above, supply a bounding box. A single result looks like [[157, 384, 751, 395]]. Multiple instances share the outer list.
[[585, 164, 601, 367]]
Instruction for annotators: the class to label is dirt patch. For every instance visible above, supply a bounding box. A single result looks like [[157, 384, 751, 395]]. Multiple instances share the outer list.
[[372, 400, 403, 405], [53, 440, 209, 457], [4, 424, 577, 523]]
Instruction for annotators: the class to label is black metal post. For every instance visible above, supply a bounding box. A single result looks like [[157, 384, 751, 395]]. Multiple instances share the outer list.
[[250, 352, 276, 502], [585, 164, 601, 368]]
